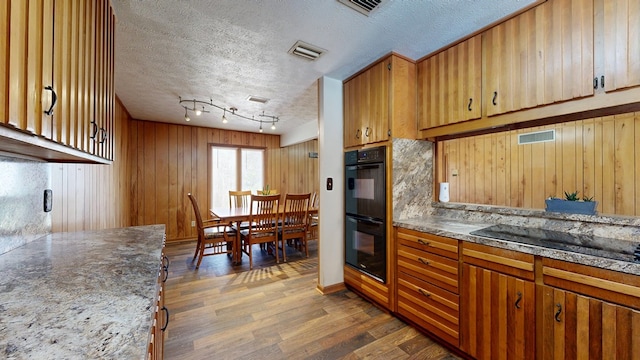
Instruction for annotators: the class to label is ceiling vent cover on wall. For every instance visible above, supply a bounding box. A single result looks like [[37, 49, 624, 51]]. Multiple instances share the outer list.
[[288, 40, 326, 61], [518, 129, 556, 145], [338, 0, 385, 16]]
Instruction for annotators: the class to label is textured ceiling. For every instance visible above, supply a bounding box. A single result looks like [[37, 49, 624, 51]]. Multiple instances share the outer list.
[[112, 0, 538, 135]]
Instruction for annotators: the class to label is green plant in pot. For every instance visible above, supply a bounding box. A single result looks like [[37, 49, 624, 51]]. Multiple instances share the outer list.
[[545, 190, 597, 215], [261, 184, 271, 195]]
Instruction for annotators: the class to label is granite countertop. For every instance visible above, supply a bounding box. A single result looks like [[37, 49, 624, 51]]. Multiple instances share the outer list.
[[0, 225, 165, 359], [394, 216, 640, 275]]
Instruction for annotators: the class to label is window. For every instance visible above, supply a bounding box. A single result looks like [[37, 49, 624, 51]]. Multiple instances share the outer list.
[[210, 146, 264, 208]]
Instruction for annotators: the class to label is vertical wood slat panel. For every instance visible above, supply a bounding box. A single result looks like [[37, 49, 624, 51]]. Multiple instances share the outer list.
[[126, 121, 317, 241], [440, 111, 640, 216], [51, 98, 132, 233], [0, 0, 7, 125], [7, 0, 28, 130]]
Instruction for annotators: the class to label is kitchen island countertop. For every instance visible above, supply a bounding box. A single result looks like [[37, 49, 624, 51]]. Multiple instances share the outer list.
[[0, 225, 165, 359], [394, 216, 640, 275]]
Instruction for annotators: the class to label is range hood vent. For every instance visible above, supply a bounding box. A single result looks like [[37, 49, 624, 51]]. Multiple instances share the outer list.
[[338, 0, 385, 16], [518, 130, 555, 145]]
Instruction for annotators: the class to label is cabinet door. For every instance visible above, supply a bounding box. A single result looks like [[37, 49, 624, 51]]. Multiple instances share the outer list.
[[418, 35, 482, 130], [0, 1, 7, 125], [460, 264, 535, 360], [94, 0, 115, 159], [484, 0, 593, 116], [603, 0, 640, 92], [343, 76, 362, 148], [540, 285, 640, 359], [367, 59, 390, 144], [6, 0, 54, 137]]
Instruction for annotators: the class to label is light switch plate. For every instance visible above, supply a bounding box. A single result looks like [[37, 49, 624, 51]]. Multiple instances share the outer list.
[[43, 189, 52, 212]]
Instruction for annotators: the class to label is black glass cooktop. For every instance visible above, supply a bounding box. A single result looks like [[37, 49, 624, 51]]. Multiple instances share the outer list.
[[470, 224, 640, 263]]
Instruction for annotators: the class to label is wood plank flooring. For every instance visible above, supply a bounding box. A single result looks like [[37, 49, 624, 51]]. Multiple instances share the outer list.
[[163, 240, 460, 360]]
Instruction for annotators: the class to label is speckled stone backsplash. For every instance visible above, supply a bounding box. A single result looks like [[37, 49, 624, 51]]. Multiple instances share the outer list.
[[0, 155, 51, 254], [392, 138, 434, 220]]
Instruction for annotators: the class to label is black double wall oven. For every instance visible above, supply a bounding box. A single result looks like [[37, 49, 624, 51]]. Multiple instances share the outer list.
[[344, 146, 387, 282]]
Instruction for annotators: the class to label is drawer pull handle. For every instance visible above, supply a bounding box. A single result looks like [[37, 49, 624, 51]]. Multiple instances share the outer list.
[[162, 255, 170, 283], [418, 258, 429, 266], [355, 128, 361, 139], [515, 291, 522, 309], [492, 91, 498, 106], [555, 303, 562, 322], [468, 98, 473, 111], [418, 288, 431, 298], [417, 239, 430, 246]]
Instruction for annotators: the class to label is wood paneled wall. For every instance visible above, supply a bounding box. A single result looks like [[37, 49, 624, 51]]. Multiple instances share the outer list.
[[127, 120, 319, 242], [51, 97, 132, 232], [437, 111, 640, 216]]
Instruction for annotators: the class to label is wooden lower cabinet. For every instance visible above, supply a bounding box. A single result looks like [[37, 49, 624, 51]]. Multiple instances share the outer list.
[[460, 264, 536, 360], [395, 228, 460, 346], [344, 264, 391, 310], [540, 285, 640, 360], [148, 249, 168, 359]]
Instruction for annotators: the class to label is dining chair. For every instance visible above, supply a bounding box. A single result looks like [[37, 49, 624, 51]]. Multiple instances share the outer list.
[[188, 193, 235, 269], [240, 194, 280, 270], [279, 193, 311, 261], [307, 192, 319, 253], [229, 190, 252, 208]]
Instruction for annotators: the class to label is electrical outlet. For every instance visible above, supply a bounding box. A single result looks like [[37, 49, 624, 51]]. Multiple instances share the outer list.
[[191, 220, 196, 227]]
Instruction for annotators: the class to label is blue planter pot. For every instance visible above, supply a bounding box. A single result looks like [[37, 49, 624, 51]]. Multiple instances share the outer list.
[[545, 199, 597, 215]]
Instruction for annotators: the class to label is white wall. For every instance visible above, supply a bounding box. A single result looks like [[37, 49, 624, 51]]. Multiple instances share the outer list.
[[317, 76, 344, 288], [280, 120, 318, 147]]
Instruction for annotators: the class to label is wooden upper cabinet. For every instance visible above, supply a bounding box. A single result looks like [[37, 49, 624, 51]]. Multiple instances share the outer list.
[[4, 0, 54, 138], [602, 0, 640, 93], [343, 54, 415, 148], [418, 35, 482, 130], [484, 0, 594, 116], [1, 0, 114, 161]]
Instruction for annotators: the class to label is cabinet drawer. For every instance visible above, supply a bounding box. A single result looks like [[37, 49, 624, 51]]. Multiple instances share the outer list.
[[543, 258, 640, 310], [398, 244, 459, 294], [397, 273, 459, 347], [462, 242, 535, 281], [397, 227, 459, 259]]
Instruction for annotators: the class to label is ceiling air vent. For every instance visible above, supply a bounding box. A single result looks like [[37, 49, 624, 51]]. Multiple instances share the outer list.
[[288, 41, 326, 61], [338, 0, 385, 16], [247, 95, 269, 104], [518, 130, 556, 145]]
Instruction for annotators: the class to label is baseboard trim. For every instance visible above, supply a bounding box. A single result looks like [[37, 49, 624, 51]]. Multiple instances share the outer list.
[[316, 282, 346, 295]]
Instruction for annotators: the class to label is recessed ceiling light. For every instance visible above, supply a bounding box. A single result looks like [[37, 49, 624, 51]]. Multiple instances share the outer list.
[[288, 41, 326, 61], [247, 95, 269, 104]]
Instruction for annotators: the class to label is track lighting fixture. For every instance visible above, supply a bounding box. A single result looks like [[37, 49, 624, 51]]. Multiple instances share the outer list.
[[179, 96, 280, 132]]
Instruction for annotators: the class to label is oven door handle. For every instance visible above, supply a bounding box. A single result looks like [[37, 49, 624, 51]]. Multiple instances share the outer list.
[[346, 164, 382, 171], [348, 215, 383, 226]]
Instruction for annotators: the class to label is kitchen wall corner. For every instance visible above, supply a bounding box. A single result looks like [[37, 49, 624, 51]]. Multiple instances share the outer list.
[[0, 154, 51, 255], [392, 138, 434, 220]]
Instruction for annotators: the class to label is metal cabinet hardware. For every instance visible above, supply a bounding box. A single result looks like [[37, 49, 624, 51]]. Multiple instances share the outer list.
[[515, 291, 522, 309], [364, 127, 370, 137], [492, 91, 498, 106], [418, 288, 431, 298], [468, 98, 473, 111], [417, 239, 430, 246], [44, 86, 57, 116], [161, 306, 169, 331], [555, 303, 562, 322], [355, 128, 361, 139], [418, 258, 429, 266]]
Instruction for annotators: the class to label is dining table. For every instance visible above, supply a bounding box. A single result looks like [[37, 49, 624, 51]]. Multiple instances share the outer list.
[[210, 205, 318, 264]]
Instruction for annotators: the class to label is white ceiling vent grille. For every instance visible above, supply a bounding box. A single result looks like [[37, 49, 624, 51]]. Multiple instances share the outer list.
[[338, 0, 385, 16], [247, 95, 269, 104], [518, 130, 556, 145], [288, 41, 326, 61]]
